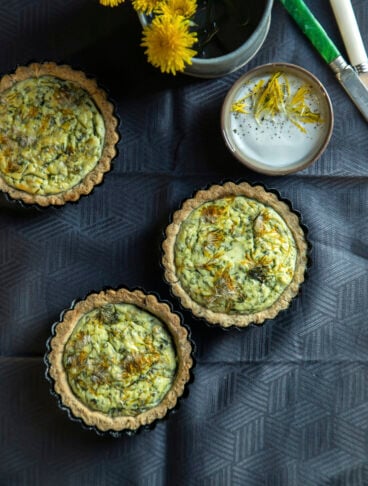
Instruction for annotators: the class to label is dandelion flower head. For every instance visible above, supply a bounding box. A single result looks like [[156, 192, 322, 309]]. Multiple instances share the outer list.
[[99, 0, 125, 7], [141, 14, 197, 75], [132, 0, 164, 14], [156, 0, 197, 19]]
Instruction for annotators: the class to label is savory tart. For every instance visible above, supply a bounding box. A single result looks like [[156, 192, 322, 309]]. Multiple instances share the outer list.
[[0, 62, 119, 206], [46, 288, 193, 434], [162, 182, 308, 328]]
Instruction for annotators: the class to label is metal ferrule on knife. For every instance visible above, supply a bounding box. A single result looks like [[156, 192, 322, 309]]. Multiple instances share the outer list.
[[356, 63, 368, 74], [329, 56, 349, 74]]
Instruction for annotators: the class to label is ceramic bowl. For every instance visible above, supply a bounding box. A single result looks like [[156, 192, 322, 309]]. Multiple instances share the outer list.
[[221, 63, 334, 175]]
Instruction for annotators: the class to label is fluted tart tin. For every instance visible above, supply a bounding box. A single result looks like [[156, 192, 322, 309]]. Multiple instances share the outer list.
[[45, 287, 194, 436], [162, 181, 310, 328]]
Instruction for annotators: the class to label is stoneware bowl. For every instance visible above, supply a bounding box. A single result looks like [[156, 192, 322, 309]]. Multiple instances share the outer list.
[[221, 63, 334, 175]]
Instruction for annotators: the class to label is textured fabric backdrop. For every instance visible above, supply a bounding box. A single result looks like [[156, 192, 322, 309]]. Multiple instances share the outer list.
[[1, 1, 368, 485]]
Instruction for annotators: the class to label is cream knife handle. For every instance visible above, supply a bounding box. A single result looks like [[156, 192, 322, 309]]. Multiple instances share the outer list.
[[330, 0, 368, 67]]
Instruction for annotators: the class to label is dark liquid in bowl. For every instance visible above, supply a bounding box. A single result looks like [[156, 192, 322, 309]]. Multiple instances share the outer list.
[[194, 0, 267, 58]]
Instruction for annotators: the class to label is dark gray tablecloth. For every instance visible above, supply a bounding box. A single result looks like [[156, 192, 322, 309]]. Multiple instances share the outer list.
[[1, 1, 368, 485]]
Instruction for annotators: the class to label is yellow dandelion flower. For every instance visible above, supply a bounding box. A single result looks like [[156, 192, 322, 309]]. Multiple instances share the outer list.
[[141, 14, 197, 75], [99, 0, 125, 6], [132, 0, 163, 15], [156, 0, 197, 19]]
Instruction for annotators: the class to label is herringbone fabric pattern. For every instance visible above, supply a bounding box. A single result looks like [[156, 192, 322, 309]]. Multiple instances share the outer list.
[[1, 1, 368, 485]]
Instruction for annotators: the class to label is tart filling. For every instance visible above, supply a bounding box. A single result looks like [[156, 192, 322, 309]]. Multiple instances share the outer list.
[[63, 303, 177, 417], [0, 76, 105, 195], [174, 196, 297, 314]]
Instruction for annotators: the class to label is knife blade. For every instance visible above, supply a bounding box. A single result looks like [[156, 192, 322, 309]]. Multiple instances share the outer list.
[[279, 0, 368, 123], [330, 0, 368, 88]]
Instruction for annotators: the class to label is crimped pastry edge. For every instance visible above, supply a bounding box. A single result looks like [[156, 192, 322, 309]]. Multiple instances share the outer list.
[[0, 62, 119, 206]]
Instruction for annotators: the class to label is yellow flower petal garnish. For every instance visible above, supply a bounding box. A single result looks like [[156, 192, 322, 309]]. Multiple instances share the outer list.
[[132, 0, 164, 14], [231, 96, 249, 114], [254, 72, 285, 122], [231, 79, 264, 115], [232, 72, 323, 134], [99, 0, 125, 6], [287, 85, 323, 133], [156, 0, 197, 18], [141, 14, 197, 75]]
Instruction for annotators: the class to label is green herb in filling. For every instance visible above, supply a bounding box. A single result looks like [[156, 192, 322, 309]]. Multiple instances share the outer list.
[[63, 303, 177, 417]]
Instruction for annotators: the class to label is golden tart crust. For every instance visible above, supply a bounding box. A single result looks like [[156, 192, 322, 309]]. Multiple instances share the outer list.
[[0, 62, 119, 206], [162, 181, 308, 328], [47, 288, 193, 433]]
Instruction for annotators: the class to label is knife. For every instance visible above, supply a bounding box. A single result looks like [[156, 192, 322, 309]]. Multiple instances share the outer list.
[[279, 0, 368, 123], [330, 0, 368, 88]]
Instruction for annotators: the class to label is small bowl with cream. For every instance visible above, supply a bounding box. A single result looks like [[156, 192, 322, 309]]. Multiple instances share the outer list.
[[221, 63, 334, 175]]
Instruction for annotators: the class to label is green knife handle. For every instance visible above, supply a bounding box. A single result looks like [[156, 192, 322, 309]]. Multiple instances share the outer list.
[[279, 0, 341, 63]]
